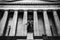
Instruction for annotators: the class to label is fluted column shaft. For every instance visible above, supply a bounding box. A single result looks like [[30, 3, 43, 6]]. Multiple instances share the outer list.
[[34, 10, 40, 36], [22, 10, 27, 36], [53, 11, 60, 36], [0, 11, 8, 36], [43, 11, 52, 36], [9, 10, 18, 36]]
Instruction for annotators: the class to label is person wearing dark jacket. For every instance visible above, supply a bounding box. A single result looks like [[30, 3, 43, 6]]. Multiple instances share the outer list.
[[26, 20, 33, 33]]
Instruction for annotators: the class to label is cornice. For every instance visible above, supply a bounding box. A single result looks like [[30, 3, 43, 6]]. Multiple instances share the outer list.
[[0, 1, 60, 5]]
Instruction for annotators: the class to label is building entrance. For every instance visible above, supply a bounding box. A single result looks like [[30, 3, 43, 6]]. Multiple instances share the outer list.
[[26, 11, 34, 33]]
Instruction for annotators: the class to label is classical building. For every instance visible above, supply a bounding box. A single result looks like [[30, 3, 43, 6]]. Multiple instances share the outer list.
[[0, 0, 60, 40]]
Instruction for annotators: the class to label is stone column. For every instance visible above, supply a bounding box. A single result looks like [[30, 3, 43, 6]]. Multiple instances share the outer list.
[[34, 10, 39, 36], [43, 11, 52, 36], [0, 10, 8, 36], [9, 10, 18, 36], [22, 10, 27, 36], [53, 11, 60, 36]]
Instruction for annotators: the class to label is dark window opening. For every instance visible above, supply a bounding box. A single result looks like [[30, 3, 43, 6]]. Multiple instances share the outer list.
[[57, 10, 60, 20], [27, 10, 33, 33], [18, 10, 24, 19], [0, 10, 4, 21], [8, 10, 14, 18]]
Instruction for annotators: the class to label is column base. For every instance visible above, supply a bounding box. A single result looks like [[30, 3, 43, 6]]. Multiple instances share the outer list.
[[27, 33, 33, 39]]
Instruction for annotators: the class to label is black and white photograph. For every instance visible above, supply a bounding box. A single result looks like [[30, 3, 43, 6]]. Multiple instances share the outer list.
[[0, 0, 60, 40]]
